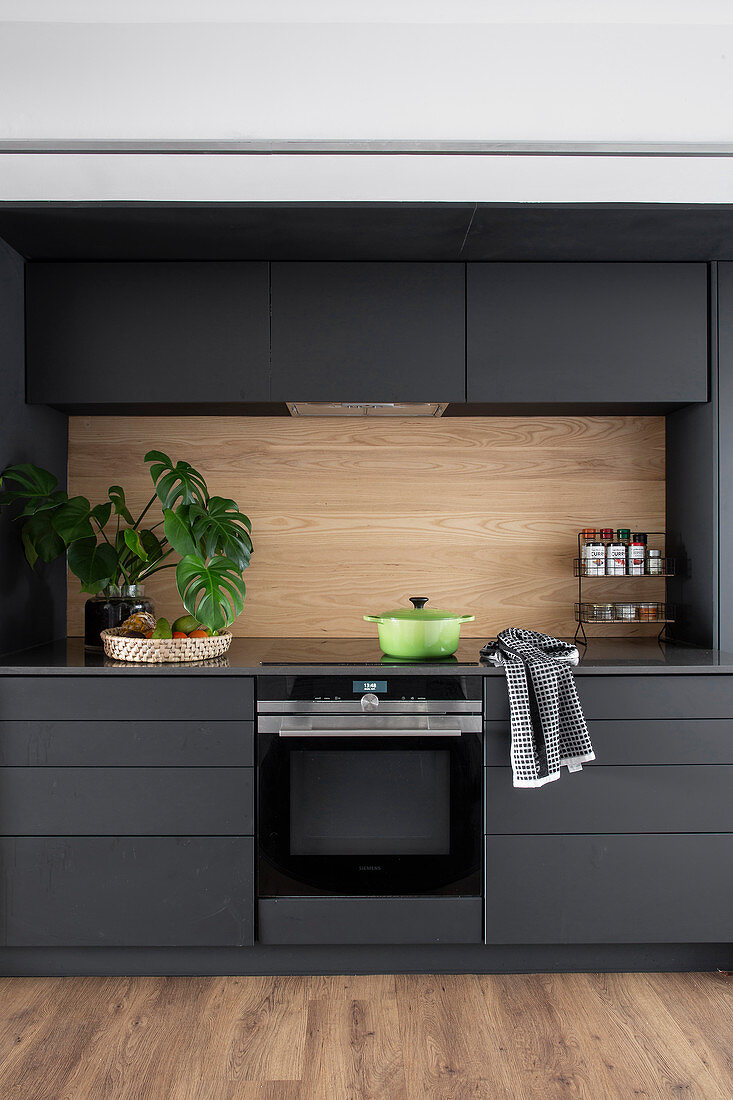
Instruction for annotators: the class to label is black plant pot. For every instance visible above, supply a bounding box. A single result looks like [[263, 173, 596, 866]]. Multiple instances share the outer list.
[[84, 585, 155, 651]]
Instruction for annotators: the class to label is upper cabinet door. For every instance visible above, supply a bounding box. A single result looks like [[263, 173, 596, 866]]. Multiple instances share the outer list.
[[270, 262, 466, 402], [467, 263, 708, 404], [26, 262, 270, 405]]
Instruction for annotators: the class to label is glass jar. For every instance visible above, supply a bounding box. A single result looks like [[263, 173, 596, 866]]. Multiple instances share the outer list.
[[84, 585, 155, 651]]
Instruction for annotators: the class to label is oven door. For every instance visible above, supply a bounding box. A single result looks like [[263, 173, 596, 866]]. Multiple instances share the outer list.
[[258, 714, 482, 897]]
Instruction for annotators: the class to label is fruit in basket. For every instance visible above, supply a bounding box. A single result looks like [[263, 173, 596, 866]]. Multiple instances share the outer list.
[[171, 614, 201, 635], [172, 631, 188, 638], [151, 617, 172, 640], [117, 611, 157, 636], [188, 629, 208, 638]]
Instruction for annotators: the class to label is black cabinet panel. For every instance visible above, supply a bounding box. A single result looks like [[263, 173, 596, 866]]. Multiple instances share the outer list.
[[0, 836, 254, 946], [484, 718, 733, 766], [485, 674, 733, 721], [467, 263, 708, 403], [270, 262, 465, 402], [0, 676, 253, 721], [484, 834, 733, 944], [485, 765, 733, 834], [0, 767, 253, 836], [258, 897, 482, 945], [26, 262, 270, 404], [0, 720, 253, 766]]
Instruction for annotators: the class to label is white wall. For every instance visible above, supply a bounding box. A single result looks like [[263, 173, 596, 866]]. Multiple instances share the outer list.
[[2, 3, 733, 143], [1, 2, 732, 201]]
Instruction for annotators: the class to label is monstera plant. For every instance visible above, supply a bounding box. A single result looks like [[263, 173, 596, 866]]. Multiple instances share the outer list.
[[0, 451, 252, 634]]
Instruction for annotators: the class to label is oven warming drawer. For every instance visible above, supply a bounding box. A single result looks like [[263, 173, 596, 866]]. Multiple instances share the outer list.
[[257, 897, 483, 945]]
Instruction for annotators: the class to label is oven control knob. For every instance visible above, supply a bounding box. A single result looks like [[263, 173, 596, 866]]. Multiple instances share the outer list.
[[361, 693, 379, 711]]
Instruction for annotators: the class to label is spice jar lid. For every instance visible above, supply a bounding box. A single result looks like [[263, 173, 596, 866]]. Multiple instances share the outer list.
[[599, 528, 613, 539], [648, 548, 662, 557], [617, 528, 631, 540]]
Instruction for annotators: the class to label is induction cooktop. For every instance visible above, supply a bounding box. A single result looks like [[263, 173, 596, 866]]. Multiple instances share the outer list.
[[260, 638, 486, 666]]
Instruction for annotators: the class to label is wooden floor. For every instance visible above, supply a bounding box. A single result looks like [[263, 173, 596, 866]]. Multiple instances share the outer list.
[[0, 972, 731, 1099]]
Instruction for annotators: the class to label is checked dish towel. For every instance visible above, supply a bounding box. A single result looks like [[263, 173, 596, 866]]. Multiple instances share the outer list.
[[481, 628, 595, 788]]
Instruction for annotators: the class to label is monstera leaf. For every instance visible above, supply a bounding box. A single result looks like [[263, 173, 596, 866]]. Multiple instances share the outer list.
[[145, 451, 208, 510], [67, 537, 118, 594], [0, 464, 65, 517], [123, 528, 147, 561], [107, 485, 133, 525], [51, 496, 94, 544], [189, 497, 253, 571], [176, 553, 246, 634], [20, 513, 66, 568], [163, 505, 196, 557]]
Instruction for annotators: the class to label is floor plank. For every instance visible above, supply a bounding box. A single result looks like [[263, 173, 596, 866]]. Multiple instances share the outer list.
[[0, 972, 730, 1100]]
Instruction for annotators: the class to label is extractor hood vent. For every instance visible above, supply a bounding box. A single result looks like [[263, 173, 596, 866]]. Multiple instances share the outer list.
[[286, 402, 447, 417]]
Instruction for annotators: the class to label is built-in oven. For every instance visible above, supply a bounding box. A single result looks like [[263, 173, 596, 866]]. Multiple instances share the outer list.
[[256, 675, 483, 945]]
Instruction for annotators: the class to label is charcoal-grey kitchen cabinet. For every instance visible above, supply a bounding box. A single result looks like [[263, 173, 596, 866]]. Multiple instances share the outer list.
[[26, 262, 270, 405], [467, 262, 708, 404], [0, 675, 255, 948], [0, 837, 254, 947], [270, 262, 466, 402], [484, 834, 733, 944]]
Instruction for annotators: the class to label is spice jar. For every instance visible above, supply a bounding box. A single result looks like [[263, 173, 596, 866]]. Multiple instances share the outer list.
[[606, 539, 627, 576], [628, 534, 646, 576], [637, 603, 659, 622], [647, 549, 663, 575], [617, 603, 636, 621], [591, 603, 615, 622], [584, 542, 606, 575]]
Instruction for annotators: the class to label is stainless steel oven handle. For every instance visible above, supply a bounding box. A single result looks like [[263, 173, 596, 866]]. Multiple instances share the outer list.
[[273, 716, 466, 737], [278, 729, 463, 738]]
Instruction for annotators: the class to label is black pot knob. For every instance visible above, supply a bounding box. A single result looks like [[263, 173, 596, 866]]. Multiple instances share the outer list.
[[410, 597, 429, 610]]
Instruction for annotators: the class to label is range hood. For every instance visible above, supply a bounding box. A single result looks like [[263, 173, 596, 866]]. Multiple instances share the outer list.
[[286, 402, 447, 417]]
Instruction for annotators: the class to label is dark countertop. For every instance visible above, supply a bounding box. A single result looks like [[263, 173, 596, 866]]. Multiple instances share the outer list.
[[1, 636, 732, 675]]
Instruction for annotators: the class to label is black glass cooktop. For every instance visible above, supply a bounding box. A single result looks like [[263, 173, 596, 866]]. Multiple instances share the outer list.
[[260, 638, 486, 666]]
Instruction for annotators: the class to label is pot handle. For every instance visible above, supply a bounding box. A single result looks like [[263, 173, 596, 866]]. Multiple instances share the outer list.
[[409, 596, 429, 610], [457, 615, 476, 622], [363, 615, 382, 623]]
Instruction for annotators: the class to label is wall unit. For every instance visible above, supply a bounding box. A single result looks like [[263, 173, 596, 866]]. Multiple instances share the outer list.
[[270, 262, 466, 402], [26, 262, 270, 405], [467, 263, 708, 404], [0, 242, 67, 654]]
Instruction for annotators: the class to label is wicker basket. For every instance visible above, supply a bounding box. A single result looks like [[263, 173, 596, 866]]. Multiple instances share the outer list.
[[101, 627, 233, 664]]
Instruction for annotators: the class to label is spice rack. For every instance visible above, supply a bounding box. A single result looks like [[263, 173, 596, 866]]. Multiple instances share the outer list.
[[574, 530, 675, 644]]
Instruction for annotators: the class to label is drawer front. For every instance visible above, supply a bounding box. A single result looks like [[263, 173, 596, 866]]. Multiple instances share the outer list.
[[0, 767, 253, 835], [0, 677, 254, 721], [0, 836, 254, 947], [485, 834, 733, 943], [485, 765, 733, 834], [0, 720, 253, 766], [484, 718, 733, 766], [485, 674, 733, 721]]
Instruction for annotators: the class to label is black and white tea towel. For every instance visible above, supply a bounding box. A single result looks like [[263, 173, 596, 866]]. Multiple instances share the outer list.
[[481, 628, 595, 788]]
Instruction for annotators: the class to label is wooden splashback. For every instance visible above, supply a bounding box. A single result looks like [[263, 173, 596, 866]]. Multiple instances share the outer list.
[[67, 416, 666, 639]]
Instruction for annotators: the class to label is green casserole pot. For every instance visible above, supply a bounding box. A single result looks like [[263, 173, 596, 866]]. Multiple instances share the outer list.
[[363, 596, 475, 659]]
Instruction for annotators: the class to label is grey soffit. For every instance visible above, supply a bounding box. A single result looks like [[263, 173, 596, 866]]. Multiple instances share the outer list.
[[7, 203, 733, 262], [3, 141, 733, 157]]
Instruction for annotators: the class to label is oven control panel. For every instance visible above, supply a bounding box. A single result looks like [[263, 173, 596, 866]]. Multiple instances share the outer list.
[[257, 675, 483, 712]]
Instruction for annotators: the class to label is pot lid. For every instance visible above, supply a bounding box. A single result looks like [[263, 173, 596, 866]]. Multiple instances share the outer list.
[[366, 597, 473, 621]]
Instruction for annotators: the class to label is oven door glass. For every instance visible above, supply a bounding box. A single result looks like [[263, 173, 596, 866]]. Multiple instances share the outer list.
[[258, 732, 482, 897]]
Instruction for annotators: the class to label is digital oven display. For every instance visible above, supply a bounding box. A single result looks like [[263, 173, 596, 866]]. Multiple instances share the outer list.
[[352, 680, 388, 694]]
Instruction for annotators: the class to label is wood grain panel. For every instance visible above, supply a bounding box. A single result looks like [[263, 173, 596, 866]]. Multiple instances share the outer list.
[[67, 416, 665, 638]]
